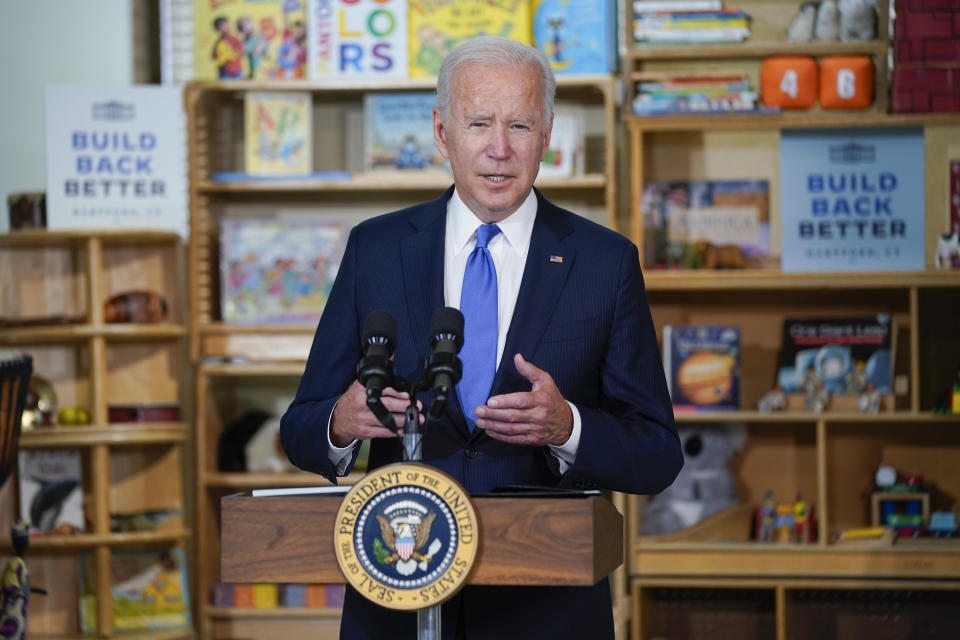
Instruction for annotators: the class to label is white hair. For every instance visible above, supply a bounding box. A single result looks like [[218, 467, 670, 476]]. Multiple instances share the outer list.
[[435, 36, 556, 125]]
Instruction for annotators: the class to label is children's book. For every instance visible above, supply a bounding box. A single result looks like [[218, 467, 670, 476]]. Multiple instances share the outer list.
[[408, 0, 531, 78], [78, 548, 191, 633], [663, 325, 741, 411], [538, 106, 585, 179], [776, 315, 893, 394], [244, 92, 313, 176], [18, 449, 84, 534], [193, 0, 308, 81], [220, 218, 347, 324], [363, 92, 448, 172], [532, 0, 617, 74], [308, 0, 408, 78], [641, 179, 772, 269]]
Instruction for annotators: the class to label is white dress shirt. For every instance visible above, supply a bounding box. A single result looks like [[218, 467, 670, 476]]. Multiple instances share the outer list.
[[328, 188, 581, 474]]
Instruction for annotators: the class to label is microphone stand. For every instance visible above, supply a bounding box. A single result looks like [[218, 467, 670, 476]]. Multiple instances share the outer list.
[[370, 376, 446, 640]]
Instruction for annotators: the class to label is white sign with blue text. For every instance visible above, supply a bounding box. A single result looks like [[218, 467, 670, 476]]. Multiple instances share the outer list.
[[45, 85, 187, 238], [780, 128, 925, 272]]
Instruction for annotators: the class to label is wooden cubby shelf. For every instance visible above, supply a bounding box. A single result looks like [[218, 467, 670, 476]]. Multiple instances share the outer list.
[[0, 230, 191, 638]]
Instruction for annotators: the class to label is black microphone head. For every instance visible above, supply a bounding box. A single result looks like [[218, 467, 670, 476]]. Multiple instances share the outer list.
[[430, 307, 464, 351], [362, 310, 397, 352]]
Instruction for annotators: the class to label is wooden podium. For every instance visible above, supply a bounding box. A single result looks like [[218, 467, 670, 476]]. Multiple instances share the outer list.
[[221, 492, 623, 587]]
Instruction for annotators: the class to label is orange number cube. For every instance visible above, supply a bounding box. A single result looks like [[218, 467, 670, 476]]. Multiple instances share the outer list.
[[761, 57, 818, 109], [820, 56, 875, 109]]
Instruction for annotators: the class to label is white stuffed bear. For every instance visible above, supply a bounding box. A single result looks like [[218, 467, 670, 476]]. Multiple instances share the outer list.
[[642, 425, 747, 535], [815, 0, 842, 41], [838, 0, 877, 41]]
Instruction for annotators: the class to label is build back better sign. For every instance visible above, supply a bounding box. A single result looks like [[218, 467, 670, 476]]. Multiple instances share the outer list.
[[780, 128, 925, 272], [45, 85, 187, 237]]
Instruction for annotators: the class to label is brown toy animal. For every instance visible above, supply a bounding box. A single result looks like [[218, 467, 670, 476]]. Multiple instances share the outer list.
[[693, 240, 748, 269]]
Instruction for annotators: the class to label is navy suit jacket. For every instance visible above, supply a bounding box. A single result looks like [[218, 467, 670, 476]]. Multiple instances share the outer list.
[[280, 187, 682, 639]]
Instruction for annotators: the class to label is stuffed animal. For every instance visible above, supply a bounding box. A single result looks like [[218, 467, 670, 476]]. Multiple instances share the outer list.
[[838, 0, 877, 41], [815, 0, 841, 41], [643, 425, 747, 535], [787, 2, 818, 42], [692, 240, 748, 269], [935, 231, 960, 269]]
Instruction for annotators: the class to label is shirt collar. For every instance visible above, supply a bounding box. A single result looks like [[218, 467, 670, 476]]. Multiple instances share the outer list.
[[447, 188, 538, 255]]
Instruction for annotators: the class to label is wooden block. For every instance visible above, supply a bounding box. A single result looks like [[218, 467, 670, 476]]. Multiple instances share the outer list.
[[305, 584, 326, 608], [281, 584, 306, 607], [761, 57, 818, 109], [252, 583, 278, 608], [820, 56, 875, 110], [211, 583, 234, 607], [234, 584, 254, 608]]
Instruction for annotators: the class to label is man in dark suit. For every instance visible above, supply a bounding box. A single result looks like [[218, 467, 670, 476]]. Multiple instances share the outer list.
[[280, 36, 682, 640]]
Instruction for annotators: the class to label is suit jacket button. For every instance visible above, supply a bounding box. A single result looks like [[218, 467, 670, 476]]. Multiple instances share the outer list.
[[465, 447, 478, 459]]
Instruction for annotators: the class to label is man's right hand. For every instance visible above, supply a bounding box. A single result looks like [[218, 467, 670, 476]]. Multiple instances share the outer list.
[[329, 381, 420, 448]]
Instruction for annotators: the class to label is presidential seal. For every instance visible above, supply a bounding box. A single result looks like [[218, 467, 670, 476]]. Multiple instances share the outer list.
[[334, 463, 479, 610]]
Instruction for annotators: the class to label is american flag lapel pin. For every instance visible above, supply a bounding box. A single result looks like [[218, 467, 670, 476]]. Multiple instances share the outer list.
[[549, 255, 563, 263]]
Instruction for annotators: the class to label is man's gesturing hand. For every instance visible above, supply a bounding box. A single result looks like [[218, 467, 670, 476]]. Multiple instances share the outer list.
[[330, 381, 421, 448], [474, 353, 573, 447]]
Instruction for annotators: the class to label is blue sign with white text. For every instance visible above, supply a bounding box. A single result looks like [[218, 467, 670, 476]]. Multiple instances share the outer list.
[[780, 128, 925, 272]]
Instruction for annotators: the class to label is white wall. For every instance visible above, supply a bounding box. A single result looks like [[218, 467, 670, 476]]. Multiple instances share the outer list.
[[0, 1, 134, 233]]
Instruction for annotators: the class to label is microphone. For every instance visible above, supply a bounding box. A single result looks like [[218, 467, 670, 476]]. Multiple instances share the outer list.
[[356, 310, 397, 429], [425, 307, 464, 419]]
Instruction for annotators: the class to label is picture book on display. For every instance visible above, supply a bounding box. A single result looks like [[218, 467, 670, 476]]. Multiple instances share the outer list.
[[308, 0, 408, 78], [363, 92, 448, 172], [194, 0, 308, 81], [532, 0, 616, 74], [79, 548, 191, 633], [220, 218, 347, 324], [663, 325, 741, 411], [641, 179, 772, 269], [408, 0, 531, 78], [776, 315, 893, 395], [18, 449, 84, 535], [538, 107, 585, 180], [244, 91, 313, 176]]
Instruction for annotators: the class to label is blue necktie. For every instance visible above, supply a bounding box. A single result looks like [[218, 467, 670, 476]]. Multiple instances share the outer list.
[[457, 224, 501, 430]]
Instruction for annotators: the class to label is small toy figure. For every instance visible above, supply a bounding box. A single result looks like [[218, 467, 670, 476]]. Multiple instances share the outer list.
[[800, 364, 819, 396], [758, 387, 787, 413], [838, 0, 878, 42], [787, 2, 818, 42], [934, 232, 960, 269], [875, 463, 897, 489], [0, 521, 45, 640], [858, 382, 882, 413], [844, 360, 868, 394], [756, 490, 776, 542], [805, 380, 830, 412], [793, 493, 810, 543], [775, 504, 795, 543]]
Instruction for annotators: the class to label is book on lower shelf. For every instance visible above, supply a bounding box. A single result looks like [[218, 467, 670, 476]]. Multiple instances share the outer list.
[[18, 449, 84, 535], [220, 218, 348, 324], [776, 315, 894, 395], [78, 548, 191, 633], [244, 91, 313, 177], [663, 325, 741, 411]]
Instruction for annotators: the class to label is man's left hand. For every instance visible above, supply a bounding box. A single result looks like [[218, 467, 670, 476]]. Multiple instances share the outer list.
[[475, 353, 573, 447]]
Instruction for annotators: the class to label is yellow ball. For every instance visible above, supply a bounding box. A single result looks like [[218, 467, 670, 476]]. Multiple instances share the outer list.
[[58, 407, 78, 425]]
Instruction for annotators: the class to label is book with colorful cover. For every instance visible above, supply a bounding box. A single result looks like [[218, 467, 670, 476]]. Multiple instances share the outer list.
[[78, 548, 191, 633], [193, 0, 308, 81], [363, 92, 448, 172], [641, 179, 772, 268], [18, 449, 85, 535], [776, 316, 893, 395], [538, 106, 585, 179], [244, 92, 312, 176], [663, 325, 741, 411], [532, 0, 617, 74], [308, 0, 408, 78], [407, 0, 532, 78]]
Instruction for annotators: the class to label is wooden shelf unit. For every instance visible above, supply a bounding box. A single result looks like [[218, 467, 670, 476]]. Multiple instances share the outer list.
[[622, 0, 893, 116], [622, 2, 960, 636], [0, 230, 192, 639]]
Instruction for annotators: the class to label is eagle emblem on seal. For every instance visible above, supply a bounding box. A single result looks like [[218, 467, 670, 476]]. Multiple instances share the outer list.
[[374, 500, 443, 576]]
